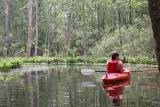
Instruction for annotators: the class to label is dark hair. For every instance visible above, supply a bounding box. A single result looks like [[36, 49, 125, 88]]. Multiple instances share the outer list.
[[111, 53, 119, 60]]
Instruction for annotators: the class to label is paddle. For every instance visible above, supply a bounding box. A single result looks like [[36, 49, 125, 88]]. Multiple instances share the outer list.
[[81, 69, 106, 75], [95, 70, 106, 72], [95, 70, 143, 72], [82, 69, 142, 73], [81, 69, 95, 75]]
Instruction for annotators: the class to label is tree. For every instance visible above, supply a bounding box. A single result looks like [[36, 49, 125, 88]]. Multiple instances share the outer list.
[[129, 0, 132, 25], [148, 0, 160, 71], [3, 0, 10, 57], [35, 0, 39, 55], [111, 0, 116, 32], [0, 0, 154, 58], [27, 0, 33, 56], [64, 0, 75, 55]]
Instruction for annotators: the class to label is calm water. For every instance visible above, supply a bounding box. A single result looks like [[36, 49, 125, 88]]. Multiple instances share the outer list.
[[0, 64, 160, 107]]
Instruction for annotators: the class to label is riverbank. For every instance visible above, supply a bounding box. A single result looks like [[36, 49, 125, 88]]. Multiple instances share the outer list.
[[0, 56, 157, 72]]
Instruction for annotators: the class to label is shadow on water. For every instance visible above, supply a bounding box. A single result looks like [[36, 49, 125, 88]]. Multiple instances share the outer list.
[[0, 64, 160, 107]]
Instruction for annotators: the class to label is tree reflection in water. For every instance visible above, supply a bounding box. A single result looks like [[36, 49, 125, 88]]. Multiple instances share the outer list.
[[27, 72, 34, 107], [0, 65, 160, 107]]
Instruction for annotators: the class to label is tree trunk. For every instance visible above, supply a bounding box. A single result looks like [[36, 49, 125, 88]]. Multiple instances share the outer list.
[[44, 34, 47, 56], [27, 0, 33, 56], [47, 36, 50, 56], [82, 0, 87, 64], [118, 7, 121, 28], [102, 6, 105, 30], [3, 0, 10, 57], [35, 0, 39, 56], [117, 0, 124, 28], [129, 0, 132, 25], [148, 0, 160, 71], [64, 0, 74, 55], [45, 3, 53, 56], [120, 1, 124, 26], [97, 0, 100, 31], [111, 1, 116, 32]]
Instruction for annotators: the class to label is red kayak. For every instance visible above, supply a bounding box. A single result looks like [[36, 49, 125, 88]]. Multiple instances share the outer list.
[[102, 69, 131, 85], [103, 78, 131, 90]]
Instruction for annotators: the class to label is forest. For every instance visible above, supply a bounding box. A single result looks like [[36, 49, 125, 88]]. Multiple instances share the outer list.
[[0, 0, 151, 56], [0, 0, 160, 71], [1, 1, 160, 107]]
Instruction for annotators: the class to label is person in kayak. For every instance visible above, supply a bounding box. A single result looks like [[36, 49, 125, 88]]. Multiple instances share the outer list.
[[106, 51, 124, 73]]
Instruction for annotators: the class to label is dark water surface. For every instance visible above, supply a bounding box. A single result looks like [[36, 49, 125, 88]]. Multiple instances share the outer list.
[[0, 64, 160, 107]]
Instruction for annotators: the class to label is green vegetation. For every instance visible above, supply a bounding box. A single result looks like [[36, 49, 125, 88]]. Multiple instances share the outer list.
[[0, 0, 159, 71], [91, 24, 154, 57], [127, 56, 157, 65], [0, 58, 22, 71], [0, 0, 154, 58], [0, 56, 157, 72]]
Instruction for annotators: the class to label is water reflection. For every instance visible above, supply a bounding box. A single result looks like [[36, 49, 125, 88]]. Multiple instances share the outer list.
[[0, 65, 159, 107], [81, 82, 96, 88], [103, 79, 131, 107], [27, 72, 34, 107]]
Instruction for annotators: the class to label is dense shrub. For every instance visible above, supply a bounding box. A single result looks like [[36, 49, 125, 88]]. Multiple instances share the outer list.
[[0, 56, 157, 72], [90, 26, 155, 57], [95, 57, 109, 63], [0, 58, 22, 71], [75, 57, 84, 63], [126, 56, 157, 65], [65, 57, 76, 63]]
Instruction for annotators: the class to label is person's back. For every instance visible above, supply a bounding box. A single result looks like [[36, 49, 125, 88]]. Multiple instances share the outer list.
[[107, 60, 123, 73], [106, 51, 123, 73]]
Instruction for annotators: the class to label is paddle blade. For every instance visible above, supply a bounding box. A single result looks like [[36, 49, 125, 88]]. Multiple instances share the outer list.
[[81, 69, 95, 76]]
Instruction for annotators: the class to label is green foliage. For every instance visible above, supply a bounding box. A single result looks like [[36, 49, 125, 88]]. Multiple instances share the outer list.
[[0, 58, 22, 71], [22, 57, 61, 64], [0, 55, 157, 72], [75, 56, 84, 63], [65, 57, 76, 63], [90, 25, 154, 57], [127, 56, 157, 65], [0, 0, 151, 58], [95, 57, 109, 63]]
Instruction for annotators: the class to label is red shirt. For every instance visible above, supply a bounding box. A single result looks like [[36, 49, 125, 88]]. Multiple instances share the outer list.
[[106, 60, 123, 73]]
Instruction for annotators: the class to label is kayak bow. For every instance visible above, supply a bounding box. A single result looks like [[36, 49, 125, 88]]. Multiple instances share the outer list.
[[102, 70, 131, 85]]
